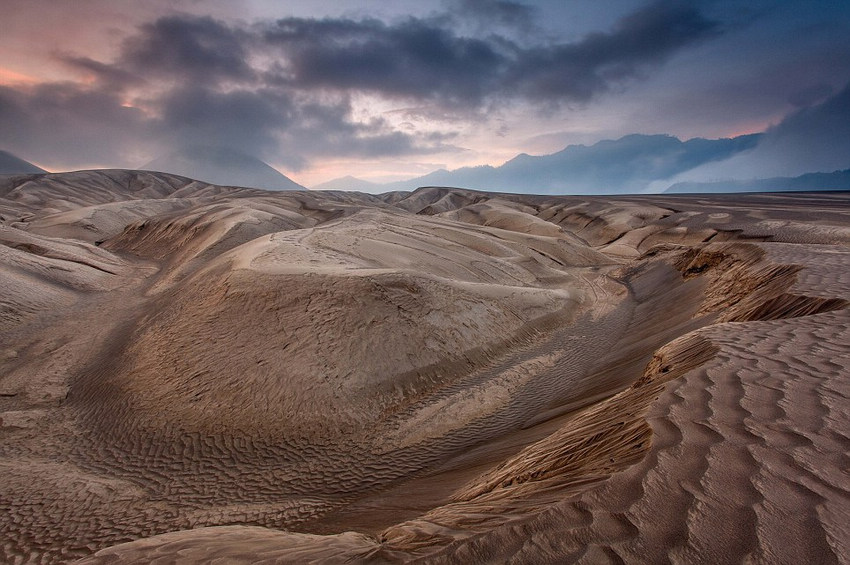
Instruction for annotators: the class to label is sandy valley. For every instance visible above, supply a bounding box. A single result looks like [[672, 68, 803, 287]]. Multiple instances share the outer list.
[[1, 170, 848, 564]]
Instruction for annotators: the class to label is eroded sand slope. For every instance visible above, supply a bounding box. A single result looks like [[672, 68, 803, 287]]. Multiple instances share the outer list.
[[0, 172, 848, 564]]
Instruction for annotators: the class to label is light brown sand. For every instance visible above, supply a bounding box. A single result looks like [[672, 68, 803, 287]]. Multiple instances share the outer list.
[[0, 173, 848, 564]]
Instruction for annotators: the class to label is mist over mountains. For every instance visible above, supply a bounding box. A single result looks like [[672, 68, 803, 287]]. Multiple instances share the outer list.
[[0, 151, 46, 175], [311, 175, 383, 192], [672, 82, 850, 184], [5, 135, 848, 196], [318, 133, 763, 194], [142, 146, 305, 191], [6, 81, 848, 195], [666, 169, 850, 194], [429, 133, 760, 193], [5, 82, 849, 196], [319, 81, 850, 194]]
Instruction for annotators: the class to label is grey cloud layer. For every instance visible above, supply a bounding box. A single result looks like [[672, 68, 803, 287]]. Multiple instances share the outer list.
[[0, 0, 720, 168], [122, 16, 255, 82], [261, 0, 717, 105]]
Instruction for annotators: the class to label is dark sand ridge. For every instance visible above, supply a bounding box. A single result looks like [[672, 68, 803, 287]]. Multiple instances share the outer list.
[[0, 172, 847, 563]]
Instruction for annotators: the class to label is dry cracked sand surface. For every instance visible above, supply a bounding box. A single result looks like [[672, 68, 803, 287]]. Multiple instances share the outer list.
[[0, 170, 848, 564]]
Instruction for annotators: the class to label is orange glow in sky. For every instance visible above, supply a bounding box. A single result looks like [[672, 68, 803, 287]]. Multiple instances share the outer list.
[[721, 117, 784, 139], [0, 66, 38, 86]]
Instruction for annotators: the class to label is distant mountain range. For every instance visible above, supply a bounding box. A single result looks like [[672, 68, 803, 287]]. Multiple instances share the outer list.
[[666, 169, 850, 194], [316, 134, 763, 194], [5, 134, 848, 196], [0, 150, 46, 175], [142, 146, 304, 191]]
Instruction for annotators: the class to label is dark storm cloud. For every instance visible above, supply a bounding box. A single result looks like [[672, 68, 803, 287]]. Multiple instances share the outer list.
[[262, 0, 719, 107], [679, 80, 850, 180], [262, 17, 508, 106], [446, 0, 538, 35], [773, 81, 850, 139], [452, 0, 535, 25], [57, 56, 144, 90], [154, 86, 294, 159], [0, 0, 724, 169], [508, 1, 720, 101], [119, 16, 255, 83], [750, 81, 850, 174], [150, 86, 454, 169], [0, 83, 152, 168]]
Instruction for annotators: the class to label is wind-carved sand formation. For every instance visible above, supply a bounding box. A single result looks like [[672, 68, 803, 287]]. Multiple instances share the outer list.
[[1, 170, 848, 564]]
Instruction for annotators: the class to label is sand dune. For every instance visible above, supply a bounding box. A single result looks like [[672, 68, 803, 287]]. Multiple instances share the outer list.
[[1, 175, 848, 564]]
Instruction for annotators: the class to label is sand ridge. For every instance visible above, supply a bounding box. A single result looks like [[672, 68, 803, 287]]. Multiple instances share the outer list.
[[1, 175, 848, 564]]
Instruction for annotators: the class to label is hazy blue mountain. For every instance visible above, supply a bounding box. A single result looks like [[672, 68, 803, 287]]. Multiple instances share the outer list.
[[666, 169, 850, 194], [311, 175, 383, 191], [0, 150, 47, 175], [142, 146, 304, 191], [380, 134, 761, 194]]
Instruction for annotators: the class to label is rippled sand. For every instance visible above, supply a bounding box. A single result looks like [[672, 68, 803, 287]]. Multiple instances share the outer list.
[[1, 171, 848, 564]]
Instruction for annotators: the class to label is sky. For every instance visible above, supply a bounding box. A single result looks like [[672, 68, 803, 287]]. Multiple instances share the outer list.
[[2, 0, 849, 186]]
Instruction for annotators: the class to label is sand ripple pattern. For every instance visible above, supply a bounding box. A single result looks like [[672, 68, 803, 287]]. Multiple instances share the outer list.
[[1, 176, 849, 564], [426, 269, 850, 564]]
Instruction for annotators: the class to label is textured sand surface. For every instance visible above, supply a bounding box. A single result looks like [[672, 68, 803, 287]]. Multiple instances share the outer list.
[[0, 173, 848, 564]]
